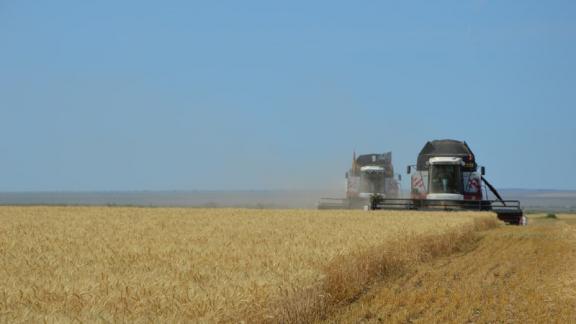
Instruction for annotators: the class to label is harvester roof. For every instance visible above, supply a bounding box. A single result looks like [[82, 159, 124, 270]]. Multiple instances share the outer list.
[[356, 152, 392, 168], [350, 152, 394, 177], [416, 139, 477, 171]]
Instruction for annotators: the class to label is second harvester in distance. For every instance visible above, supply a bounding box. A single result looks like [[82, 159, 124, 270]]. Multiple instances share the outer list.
[[317, 152, 401, 209]]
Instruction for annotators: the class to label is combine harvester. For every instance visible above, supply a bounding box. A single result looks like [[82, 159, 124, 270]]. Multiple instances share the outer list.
[[376, 139, 525, 225], [317, 152, 401, 209], [319, 140, 526, 225]]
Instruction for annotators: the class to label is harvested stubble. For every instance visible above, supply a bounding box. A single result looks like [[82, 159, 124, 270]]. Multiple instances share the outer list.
[[324, 214, 576, 323], [0, 207, 496, 322]]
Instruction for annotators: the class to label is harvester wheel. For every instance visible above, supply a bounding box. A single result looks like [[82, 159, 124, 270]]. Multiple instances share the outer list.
[[370, 194, 384, 210]]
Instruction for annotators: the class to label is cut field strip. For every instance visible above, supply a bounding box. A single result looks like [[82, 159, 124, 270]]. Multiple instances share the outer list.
[[323, 215, 576, 323]]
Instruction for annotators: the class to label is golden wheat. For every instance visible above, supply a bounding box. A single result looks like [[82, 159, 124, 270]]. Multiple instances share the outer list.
[[0, 206, 494, 322]]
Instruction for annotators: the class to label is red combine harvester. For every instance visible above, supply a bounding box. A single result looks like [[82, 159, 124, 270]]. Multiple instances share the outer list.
[[373, 139, 525, 225]]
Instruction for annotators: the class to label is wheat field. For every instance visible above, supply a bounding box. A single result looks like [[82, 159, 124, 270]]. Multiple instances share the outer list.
[[0, 206, 495, 322]]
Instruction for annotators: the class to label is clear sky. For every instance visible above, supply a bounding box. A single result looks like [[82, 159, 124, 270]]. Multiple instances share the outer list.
[[1, 1, 575, 191]]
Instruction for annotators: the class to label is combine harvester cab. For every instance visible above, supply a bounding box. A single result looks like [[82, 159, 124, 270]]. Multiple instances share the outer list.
[[375, 139, 526, 225], [318, 152, 400, 210]]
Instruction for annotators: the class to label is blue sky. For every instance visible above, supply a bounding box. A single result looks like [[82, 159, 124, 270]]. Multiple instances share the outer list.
[[1, 1, 575, 191]]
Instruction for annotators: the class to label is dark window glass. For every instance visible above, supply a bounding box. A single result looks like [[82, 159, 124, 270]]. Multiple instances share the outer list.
[[360, 171, 386, 194], [429, 165, 461, 194]]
